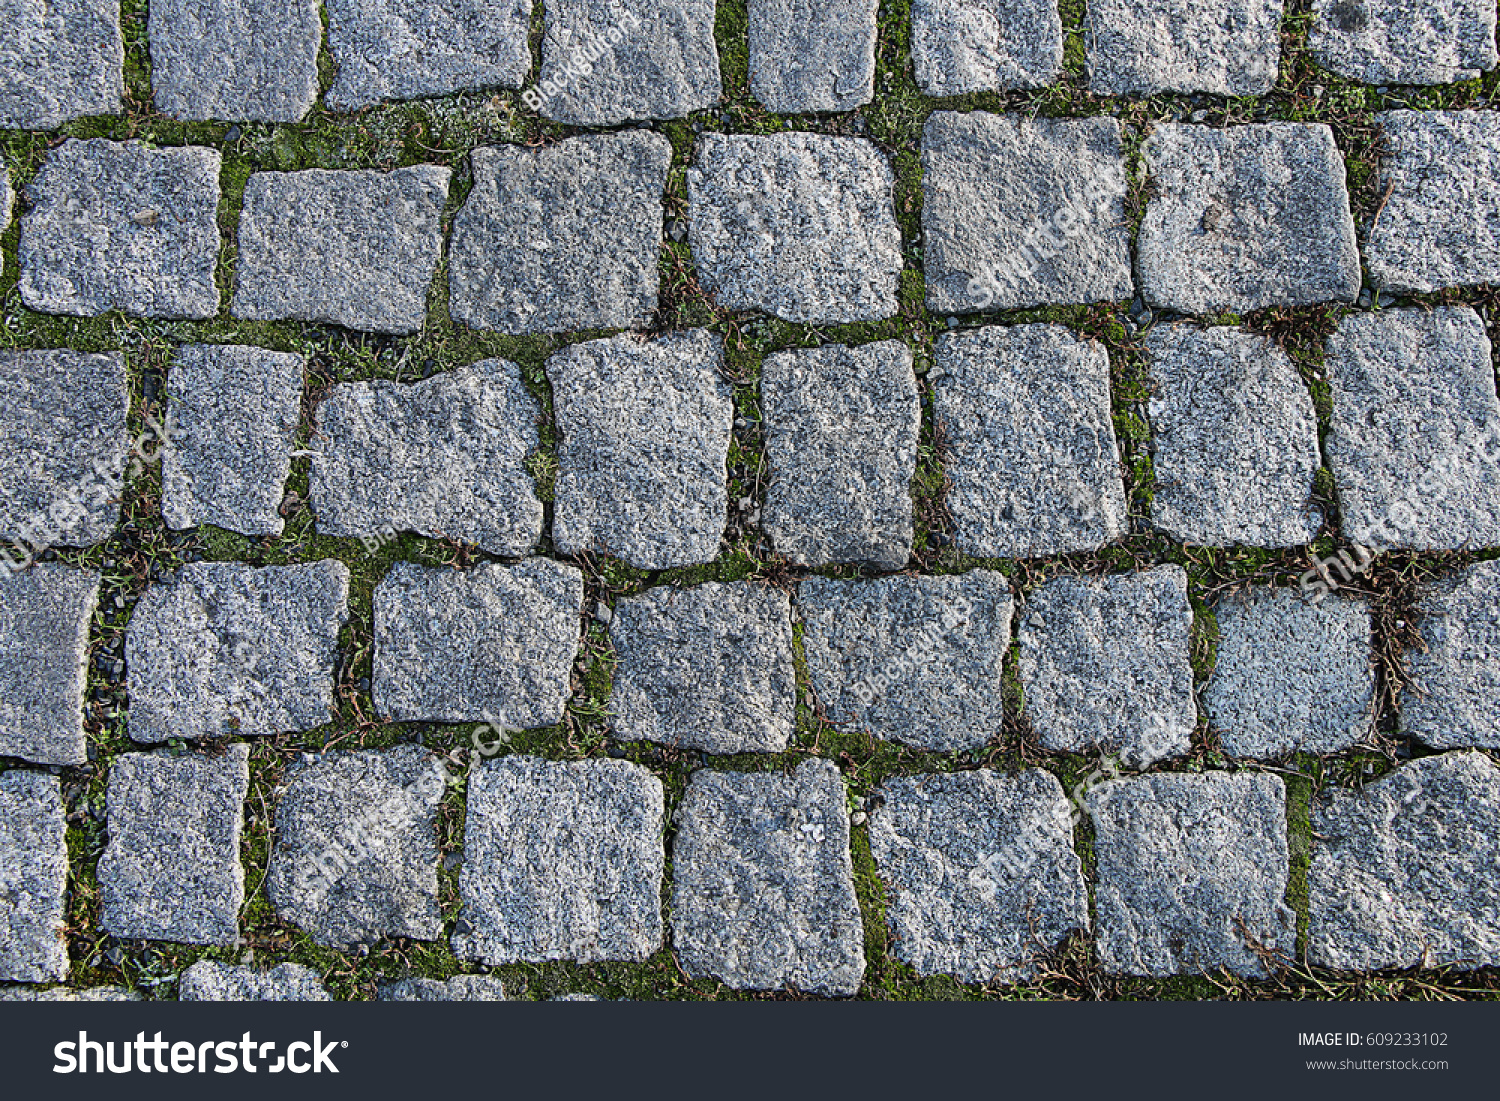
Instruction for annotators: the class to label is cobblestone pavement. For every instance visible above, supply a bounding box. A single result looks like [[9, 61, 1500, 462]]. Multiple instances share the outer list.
[[2, 1, 1500, 1002]]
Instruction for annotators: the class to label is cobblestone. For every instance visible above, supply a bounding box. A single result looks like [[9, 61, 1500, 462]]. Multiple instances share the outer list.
[[0, 771, 69, 983], [179, 961, 332, 1001], [379, 976, 508, 1000], [1086, 0, 1285, 95], [749, 0, 878, 112], [0, 0, 123, 130], [1310, 0, 1498, 85], [0, 565, 98, 766], [910, 0, 1062, 95], [1401, 561, 1500, 750]]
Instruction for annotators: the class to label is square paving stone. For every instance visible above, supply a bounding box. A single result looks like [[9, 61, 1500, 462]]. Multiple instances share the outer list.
[[673, 759, 865, 996], [1401, 561, 1500, 750], [1086, 0, 1284, 95], [379, 975, 508, 1000], [0, 771, 69, 983], [799, 571, 1013, 752], [19, 140, 221, 320], [1324, 307, 1500, 551], [232, 166, 450, 334], [1311, 0, 1498, 86], [933, 324, 1127, 558], [454, 756, 665, 965], [373, 559, 582, 728], [536, 0, 720, 125], [749, 0, 877, 112], [326, 0, 532, 110], [0, 0, 123, 130], [310, 359, 543, 557], [1018, 566, 1196, 768], [1365, 111, 1500, 294], [1206, 587, 1375, 758], [910, 0, 1063, 96], [761, 341, 919, 570], [448, 132, 671, 334], [267, 746, 445, 948], [1138, 123, 1362, 315], [923, 112, 1132, 313], [1309, 752, 1500, 971], [610, 581, 796, 755], [0, 349, 129, 550], [550, 331, 732, 570], [98, 745, 249, 946], [126, 561, 350, 744], [179, 961, 331, 1000], [0, 565, 99, 766], [869, 770, 1088, 984], [162, 344, 304, 538], [688, 133, 902, 324], [149, 0, 322, 122], [1145, 325, 1323, 548], [1089, 771, 1294, 977]]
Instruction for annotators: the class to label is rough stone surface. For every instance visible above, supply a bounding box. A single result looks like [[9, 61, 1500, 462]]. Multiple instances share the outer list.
[[1086, 0, 1284, 95], [910, 0, 1062, 96], [610, 581, 796, 755], [749, 0, 878, 112], [1310, 752, 1500, 971], [933, 325, 1126, 558], [1206, 587, 1376, 758], [869, 770, 1088, 983], [922, 112, 1132, 313], [454, 756, 665, 965], [19, 139, 221, 319], [1366, 110, 1500, 293], [310, 359, 544, 557], [1324, 307, 1500, 551], [1145, 325, 1323, 548], [149, 0, 321, 122], [1089, 772, 1294, 977], [0, 566, 99, 766], [1018, 566, 1196, 768], [163, 344, 304, 537], [179, 961, 331, 1001], [1, 167, 11, 244], [373, 558, 583, 728], [449, 132, 671, 334], [326, 0, 532, 110], [761, 341, 919, 570], [799, 571, 1014, 752], [689, 133, 902, 324], [0, 771, 68, 983], [550, 331, 731, 570], [0, 985, 137, 1000], [268, 746, 444, 948], [1311, 0, 1498, 86], [0, 0, 123, 130], [1138, 123, 1362, 315], [232, 166, 450, 334], [126, 561, 350, 744], [1401, 561, 1500, 749], [98, 746, 249, 946], [379, 976, 508, 1001]]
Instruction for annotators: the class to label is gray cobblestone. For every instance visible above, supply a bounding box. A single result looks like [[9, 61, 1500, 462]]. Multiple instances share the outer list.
[[749, 0, 877, 112], [1401, 561, 1500, 749], [379, 975, 508, 1000], [1086, 0, 1285, 96], [911, 0, 1062, 96], [0, 565, 99, 766], [0, 0, 123, 130], [1311, 0, 1498, 86], [179, 961, 332, 1001], [0, 771, 69, 983]]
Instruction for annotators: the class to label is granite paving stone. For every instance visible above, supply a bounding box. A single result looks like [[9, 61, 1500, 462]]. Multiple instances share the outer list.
[[1311, 0, 1498, 86], [0, 985, 138, 1000], [1086, 0, 1284, 96], [0, 0, 123, 130], [379, 976, 508, 1000], [0, 771, 69, 983], [748, 0, 878, 112], [0, 565, 99, 766], [1400, 561, 1500, 749], [910, 0, 1063, 96], [178, 961, 332, 1001]]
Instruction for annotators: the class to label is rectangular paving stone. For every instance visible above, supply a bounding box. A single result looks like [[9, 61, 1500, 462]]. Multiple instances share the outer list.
[[267, 746, 445, 948], [0, 565, 99, 766], [448, 132, 671, 334], [163, 344, 304, 537], [799, 571, 1013, 752], [1018, 566, 1196, 768], [0, 985, 137, 1000], [19, 140, 221, 320], [179, 961, 331, 1000], [232, 165, 450, 334], [673, 760, 865, 996], [610, 581, 796, 755], [326, 0, 533, 110], [1324, 307, 1500, 551], [0, 349, 129, 550], [1145, 325, 1323, 548], [1310, 752, 1500, 971], [0, 0, 123, 130], [126, 561, 350, 744], [689, 133, 902, 324], [1311, 0, 1498, 85], [374, 559, 582, 728], [869, 770, 1088, 984], [761, 341, 919, 570], [1086, 0, 1284, 95], [922, 112, 1132, 313], [379, 975, 508, 1000], [0, 771, 69, 983], [454, 756, 665, 965], [98, 745, 249, 946], [1206, 587, 1375, 759], [749, 0, 877, 112], [310, 359, 544, 557], [149, 0, 322, 122], [550, 331, 732, 570], [1400, 561, 1500, 750], [911, 0, 1063, 96], [933, 324, 1127, 558]]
